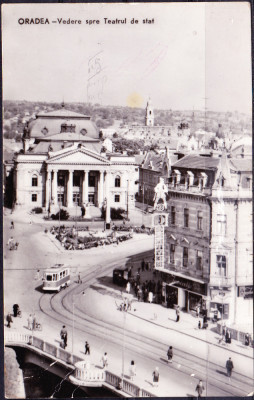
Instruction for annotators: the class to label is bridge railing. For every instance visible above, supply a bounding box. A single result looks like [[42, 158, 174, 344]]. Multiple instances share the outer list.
[[75, 366, 105, 382], [5, 332, 154, 397], [104, 371, 152, 397]]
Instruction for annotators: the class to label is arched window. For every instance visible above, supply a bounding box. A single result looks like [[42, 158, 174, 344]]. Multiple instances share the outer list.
[[115, 176, 121, 187], [32, 175, 38, 187]]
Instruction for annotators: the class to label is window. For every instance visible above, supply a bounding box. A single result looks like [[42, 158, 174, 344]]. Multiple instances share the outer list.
[[170, 244, 175, 264], [184, 208, 189, 228], [58, 193, 64, 203], [115, 176, 121, 187], [171, 206, 176, 225], [216, 255, 226, 276], [31, 194, 37, 202], [196, 251, 203, 270], [73, 175, 81, 187], [197, 211, 203, 230], [61, 123, 76, 133], [183, 247, 188, 267], [115, 194, 120, 203], [32, 175, 38, 187], [217, 214, 227, 235], [89, 175, 95, 187], [58, 174, 65, 186], [46, 275, 52, 281]]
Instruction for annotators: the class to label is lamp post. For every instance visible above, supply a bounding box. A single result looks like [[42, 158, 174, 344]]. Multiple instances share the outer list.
[[72, 291, 85, 360], [126, 179, 129, 220]]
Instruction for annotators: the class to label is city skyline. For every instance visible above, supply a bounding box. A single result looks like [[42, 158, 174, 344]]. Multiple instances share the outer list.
[[2, 3, 252, 114]]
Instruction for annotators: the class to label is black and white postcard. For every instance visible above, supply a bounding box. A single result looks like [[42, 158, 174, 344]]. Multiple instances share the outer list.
[[2, 2, 253, 398]]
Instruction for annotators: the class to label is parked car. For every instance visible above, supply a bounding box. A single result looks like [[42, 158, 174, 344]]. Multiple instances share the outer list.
[[113, 267, 128, 286]]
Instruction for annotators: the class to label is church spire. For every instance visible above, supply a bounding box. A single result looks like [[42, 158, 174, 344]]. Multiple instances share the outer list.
[[145, 97, 154, 127]]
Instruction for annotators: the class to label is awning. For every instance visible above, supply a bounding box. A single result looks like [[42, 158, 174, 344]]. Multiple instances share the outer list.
[[161, 269, 205, 284]]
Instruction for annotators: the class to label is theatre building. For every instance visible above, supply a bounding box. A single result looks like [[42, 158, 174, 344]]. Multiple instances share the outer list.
[[159, 153, 252, 324], [13, 105, 137, 217]]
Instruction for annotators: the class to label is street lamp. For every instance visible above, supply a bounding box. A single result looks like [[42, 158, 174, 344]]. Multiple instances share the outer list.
[[126, 180, 129, 220], [72, 291, 85, 359], [116, 302, 128, 390]]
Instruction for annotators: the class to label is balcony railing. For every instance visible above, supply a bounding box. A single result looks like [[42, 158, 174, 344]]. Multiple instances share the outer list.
[[209, 275, 234, 287], [167, 184, 211, 196]]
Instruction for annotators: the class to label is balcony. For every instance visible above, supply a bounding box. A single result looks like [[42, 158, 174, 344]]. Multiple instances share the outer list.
[[167, 184, 211, 196], [209, 275, 234, 288]]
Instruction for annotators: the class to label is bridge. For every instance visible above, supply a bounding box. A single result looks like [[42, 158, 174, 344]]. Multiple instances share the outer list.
[[5, 331, 154, 398]]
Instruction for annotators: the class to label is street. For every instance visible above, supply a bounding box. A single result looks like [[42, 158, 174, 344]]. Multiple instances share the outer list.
[[4, 210, 254, 397]]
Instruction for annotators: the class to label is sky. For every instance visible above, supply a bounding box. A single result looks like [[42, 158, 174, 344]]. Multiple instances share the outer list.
[[2, 2, 252, 114]]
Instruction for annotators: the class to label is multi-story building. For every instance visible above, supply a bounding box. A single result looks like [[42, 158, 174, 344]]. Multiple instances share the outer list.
[[12, 105, 138, 216], [157, 152, 252, 324]]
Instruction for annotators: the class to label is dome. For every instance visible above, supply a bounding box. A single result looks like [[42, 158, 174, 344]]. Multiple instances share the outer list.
[[27, 108, 98, 140]]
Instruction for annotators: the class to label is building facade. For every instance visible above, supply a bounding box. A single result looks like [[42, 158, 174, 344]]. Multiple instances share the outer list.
[[14, 106, 138, 217], [157, 153, 252, 324]]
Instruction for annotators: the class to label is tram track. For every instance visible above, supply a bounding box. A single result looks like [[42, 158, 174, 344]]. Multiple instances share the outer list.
[[38, 262, 253, 397]]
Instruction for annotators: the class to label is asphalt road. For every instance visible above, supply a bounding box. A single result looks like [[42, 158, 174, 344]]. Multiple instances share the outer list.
[[4, 211, 254, 397]]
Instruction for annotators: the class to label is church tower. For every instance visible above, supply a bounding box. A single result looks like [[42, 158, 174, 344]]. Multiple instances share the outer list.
[[145, 98, 154, 127]]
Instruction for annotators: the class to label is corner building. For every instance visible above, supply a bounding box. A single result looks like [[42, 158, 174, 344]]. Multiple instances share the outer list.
[[14, 106, 137, 214], [159, 153, 252, 325]]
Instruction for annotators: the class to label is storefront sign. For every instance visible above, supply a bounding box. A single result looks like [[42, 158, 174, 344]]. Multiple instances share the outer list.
[[238, 285, 253, 299], [161, 272, 206, 295]]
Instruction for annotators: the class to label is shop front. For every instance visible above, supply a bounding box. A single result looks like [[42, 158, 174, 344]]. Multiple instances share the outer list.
[[209, 287, 232, 320], [161, 271, 207, 313]]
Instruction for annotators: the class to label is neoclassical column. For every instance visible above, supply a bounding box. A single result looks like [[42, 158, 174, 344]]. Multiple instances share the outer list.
[[104, 171, 111, 224], [82, 171, 89, 205], [67, 169, 74, 207], [45, 168, 51, 210], [98, 171, 104, 207], [52, 169, 58, 205]]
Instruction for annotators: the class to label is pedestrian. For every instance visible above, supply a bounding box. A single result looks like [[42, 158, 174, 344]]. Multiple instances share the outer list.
[[137, 288, 142, 302], [152, 367, 159, 387], [196, 305, 200, 318], [195, 379, 205, 398], [85, 341, 90, 355], [222, 323, 226, 337], [6, 312, 13, 328], [226, 357, 234, 378], [13, 304, 19, 317], [225, 329, 231, 344], [167, 346, 173, 363], [77, 273, 82, 284], [126, 281, 130, 294], [245, 333, 250, 346], [8, 237, 15, 250], [129, 360, 136, 381], [101, 352, 108, 368], [176, 306, 180, 322], [60, 325, 68, 349], [198, 320, 201, 329], [33, 314, 37, 331], [27, 314, 33, 330], [148, 291, 153, 304], [11, 221, 14, 229]]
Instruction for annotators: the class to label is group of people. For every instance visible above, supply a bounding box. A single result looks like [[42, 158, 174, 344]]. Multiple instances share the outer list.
[[126, 264, 163, 305]]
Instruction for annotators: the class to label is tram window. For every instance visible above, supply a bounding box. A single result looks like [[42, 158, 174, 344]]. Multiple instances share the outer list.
[[46, 275, 52, 281], [63, 270, 65, 277], [53, 274, 57, 281], [60, 272, 63, 278]]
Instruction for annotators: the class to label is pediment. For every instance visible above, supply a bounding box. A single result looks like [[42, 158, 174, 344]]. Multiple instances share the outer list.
[[47, 149, 110, 165]]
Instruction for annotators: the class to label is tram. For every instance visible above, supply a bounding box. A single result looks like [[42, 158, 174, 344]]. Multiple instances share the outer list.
[[43, 264, 70, 292]]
